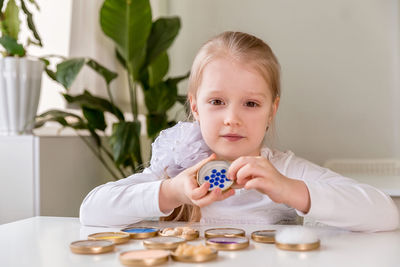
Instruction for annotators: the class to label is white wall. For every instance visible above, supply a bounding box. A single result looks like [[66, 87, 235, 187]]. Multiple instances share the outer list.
[[20, 0, 400, 166], [167, 0, 400, 165], [22, 0, 73, 114]]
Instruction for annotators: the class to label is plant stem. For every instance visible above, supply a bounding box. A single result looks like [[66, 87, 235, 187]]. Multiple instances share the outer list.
[[78, 134, 120, 181], [128, 72, 138, 121], [106, 83, 115, 106], [105, 82, 122, 122]]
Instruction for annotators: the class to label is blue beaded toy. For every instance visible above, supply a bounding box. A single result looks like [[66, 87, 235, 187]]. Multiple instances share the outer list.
[[197, 160, 233, 191]]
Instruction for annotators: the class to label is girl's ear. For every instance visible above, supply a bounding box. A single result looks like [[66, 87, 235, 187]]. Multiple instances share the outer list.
[[269, 96, 280, 123], [189, 93, 200, 121]]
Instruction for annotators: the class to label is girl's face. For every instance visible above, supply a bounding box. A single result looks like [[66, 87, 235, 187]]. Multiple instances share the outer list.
[[190, 57, 279, 161]]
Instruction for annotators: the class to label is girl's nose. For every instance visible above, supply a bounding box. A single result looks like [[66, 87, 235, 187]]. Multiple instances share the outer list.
[[223, 107, 241, 127]]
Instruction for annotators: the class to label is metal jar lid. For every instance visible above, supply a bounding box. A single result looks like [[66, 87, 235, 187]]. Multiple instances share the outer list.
[[251, 230, 276, 244], [70, 240, 115, 254], [171, 247, 218, 263], [206, 237, 249, 251], [143, 236, 186, 250], [159, 227, 200, 241], [121, 227, 159, 239], [197, 160, 233, 191], [275, 240, 320, 251], [204, 227, 245, 238], [119, 249, 170, 266], [88, 231, 130, 245]]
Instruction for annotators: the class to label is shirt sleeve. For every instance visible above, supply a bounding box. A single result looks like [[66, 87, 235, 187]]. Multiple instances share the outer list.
[[79, 122, 210, 227], [283, 153, 399, 232], [79, 168, 173, 227]]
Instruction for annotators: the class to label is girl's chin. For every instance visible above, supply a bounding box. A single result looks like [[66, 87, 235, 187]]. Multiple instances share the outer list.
[[213, 152, 241, 162], [213, 149, 262, 162]]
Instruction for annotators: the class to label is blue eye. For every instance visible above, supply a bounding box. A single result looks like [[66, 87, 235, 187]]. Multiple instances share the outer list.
[[245, 101, 259, 108], [210, 99, 224, 105]]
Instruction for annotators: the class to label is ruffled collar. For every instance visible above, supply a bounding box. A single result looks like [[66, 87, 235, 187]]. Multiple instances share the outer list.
[[149, 121, 212, 178]]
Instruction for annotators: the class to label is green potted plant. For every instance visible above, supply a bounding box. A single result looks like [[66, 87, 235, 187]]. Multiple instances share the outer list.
[[35, 0, 188, 179], [0, 0, 44, 135]]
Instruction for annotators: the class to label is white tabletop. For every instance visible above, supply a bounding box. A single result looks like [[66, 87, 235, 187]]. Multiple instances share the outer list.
[[2, 216, 399, 267]]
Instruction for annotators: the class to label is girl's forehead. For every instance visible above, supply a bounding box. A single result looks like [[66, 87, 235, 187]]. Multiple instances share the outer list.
[[197, 58, 272, 98]]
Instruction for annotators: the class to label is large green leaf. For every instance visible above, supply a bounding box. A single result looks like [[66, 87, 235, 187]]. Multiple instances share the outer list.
[[144, 81, 177, 113], [63, 90, 125, 121], [82, 106, 107, 131], [35, 109, 101, 147], [0, 35, 25, 56], [145, 17, 180, 66], [35, 109, 87, 130], [55, 58, 85, 89], [86, 59, 118, 85], [110, 121, 142, 165], [144, 72, 189, 112], [100, 0, 152, 80], [148, 51, 168, 87], [3, 0, 20, 39], [166, 72, 190, 89], [146, 113, 167, 139], [20, 0, 42, 46], [115, 48, 126, 68]]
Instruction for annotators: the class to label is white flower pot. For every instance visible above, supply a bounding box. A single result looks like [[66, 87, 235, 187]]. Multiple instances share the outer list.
[[0, 57, 44, 135]]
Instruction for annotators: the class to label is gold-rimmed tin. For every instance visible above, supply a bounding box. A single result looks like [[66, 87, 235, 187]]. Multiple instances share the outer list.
[[88, 231, 130, 244], [143, 236, 186, 250], [251, 230, 276, 244], [275, 240, 320, 251], [171, 248, 218, 263], [204, 227, 245, 238], [159, 228, 200, 241], [121, 227, 159, 239], [70, 240, 115, 254], [197, 160, 233, 191], [205, 237, 249, 251], [119, 249, 170, 266]]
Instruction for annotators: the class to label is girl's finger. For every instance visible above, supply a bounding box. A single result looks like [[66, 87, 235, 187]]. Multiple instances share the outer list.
[[235, 163, 266, 185], [194, 188, 235, 207], [190, 182, 210, 200], [243, 177, 264, 191], [187, 153, 217, 174], [228, 156, 252, 181]]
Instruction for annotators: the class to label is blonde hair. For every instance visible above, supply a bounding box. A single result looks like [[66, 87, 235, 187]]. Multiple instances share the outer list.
[[161, 31, 281, 223], [188, 31, 281, 100]]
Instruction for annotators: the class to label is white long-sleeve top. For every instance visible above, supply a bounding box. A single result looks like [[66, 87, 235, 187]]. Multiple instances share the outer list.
[[80, 122, 399, 232]]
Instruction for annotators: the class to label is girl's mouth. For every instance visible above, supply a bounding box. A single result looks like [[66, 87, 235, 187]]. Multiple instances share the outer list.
[[222, 134, 244, 142]]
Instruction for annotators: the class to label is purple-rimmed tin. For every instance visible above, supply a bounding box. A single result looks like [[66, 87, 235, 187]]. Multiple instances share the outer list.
[[205, 236, 249, 251]]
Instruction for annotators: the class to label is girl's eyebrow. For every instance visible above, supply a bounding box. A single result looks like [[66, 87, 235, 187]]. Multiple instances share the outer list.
[[205, 90, 268, 98], [247, 92, 267, 98]]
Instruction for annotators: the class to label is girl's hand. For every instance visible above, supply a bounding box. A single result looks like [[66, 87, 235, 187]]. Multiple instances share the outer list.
[[159, 154, 235, 213], [228, 156, 310, 213]]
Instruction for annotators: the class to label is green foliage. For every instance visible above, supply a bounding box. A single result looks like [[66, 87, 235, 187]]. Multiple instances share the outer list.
[[3, 0, 20, 39], [100, 0, 152, 80], [20, 0, 41, 46], [55, 58, 86, 89], [0, 0, 41, 56], [35, 0, 189, 180], [0, 34, 24, 55], [110, 121, 142, 166]]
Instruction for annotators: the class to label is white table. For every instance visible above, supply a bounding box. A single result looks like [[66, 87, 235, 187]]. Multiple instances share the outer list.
[[2, 216, 399, 267]]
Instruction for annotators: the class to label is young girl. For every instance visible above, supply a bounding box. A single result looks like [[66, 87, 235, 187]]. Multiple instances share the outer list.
[[80, 31, 399, 232]]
